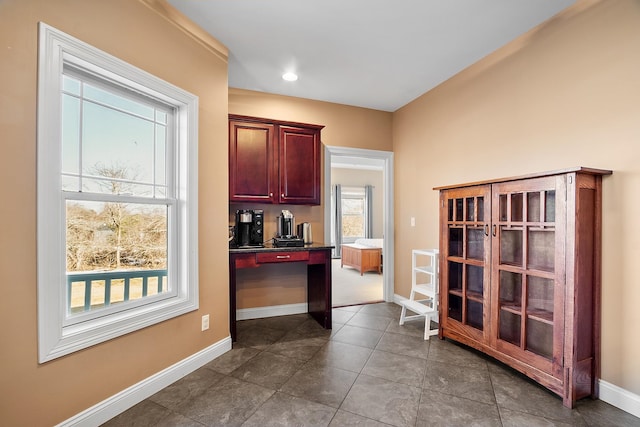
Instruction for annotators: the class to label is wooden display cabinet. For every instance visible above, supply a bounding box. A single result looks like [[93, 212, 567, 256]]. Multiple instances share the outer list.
[[229, 115, 324, 205], [435, 167, 611, 408]]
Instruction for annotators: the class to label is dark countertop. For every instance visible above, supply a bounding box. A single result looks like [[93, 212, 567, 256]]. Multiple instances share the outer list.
[[229, 242, 334, 254]]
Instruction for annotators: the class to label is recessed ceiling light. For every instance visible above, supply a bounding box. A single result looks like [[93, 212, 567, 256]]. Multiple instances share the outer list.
[[282, 72, 298, 82]]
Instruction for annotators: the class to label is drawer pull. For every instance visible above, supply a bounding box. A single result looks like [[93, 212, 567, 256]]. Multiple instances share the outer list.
[[256, 251, 309, 263]]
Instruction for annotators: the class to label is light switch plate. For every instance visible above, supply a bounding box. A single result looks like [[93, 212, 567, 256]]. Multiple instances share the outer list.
[[201, 314, 210, 331]]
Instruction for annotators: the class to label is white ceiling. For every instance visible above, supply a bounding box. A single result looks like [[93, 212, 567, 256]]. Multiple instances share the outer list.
[[168, 0, 575, 112]]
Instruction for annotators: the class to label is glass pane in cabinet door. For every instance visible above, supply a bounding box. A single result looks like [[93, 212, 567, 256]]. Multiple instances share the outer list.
[[467, 300, 483, 330], [448, 261, 463, 293], [499, 195, 508, 221], [449, 227, 463, 257], [477, 197, 484, 222], [466, 198, 475, 221], [526, 319, 552, 359], [448, 199, 454, 222], [455, 198, 464, 221], [528, 229, 555, 272], [500, 229, 523, 266], [545, 191, 556, 222], [467, 264, 484, 297], [499, 311, 521, 345], [448, 295, 462, 322], [499, 271, 522, 307], [527, 192, 541, 222], [467, 227, 484, 260], [511, 193, 524, 222], [527, 276, 554, 316]]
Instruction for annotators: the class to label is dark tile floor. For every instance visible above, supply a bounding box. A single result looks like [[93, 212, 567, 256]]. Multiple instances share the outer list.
[[103, 303, 640, 426]]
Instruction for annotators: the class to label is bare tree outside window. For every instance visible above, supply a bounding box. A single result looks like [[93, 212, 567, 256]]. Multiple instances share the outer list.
[[66, 163, 167, 274], [342, 198, 365, 239]]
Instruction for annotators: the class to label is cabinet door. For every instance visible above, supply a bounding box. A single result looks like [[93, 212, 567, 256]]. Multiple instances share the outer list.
[[278, 126, 320, 205], [491, 176, 566, 378], [439, 185, 491, 343], [229, 120, 277, 203]]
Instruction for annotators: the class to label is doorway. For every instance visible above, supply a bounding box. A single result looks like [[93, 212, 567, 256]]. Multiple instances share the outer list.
[[324, 146, 394, 306]]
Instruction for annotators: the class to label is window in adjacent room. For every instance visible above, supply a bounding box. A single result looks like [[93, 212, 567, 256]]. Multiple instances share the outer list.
[[37, 23, 199, 362], [341, 186, 372, 243]]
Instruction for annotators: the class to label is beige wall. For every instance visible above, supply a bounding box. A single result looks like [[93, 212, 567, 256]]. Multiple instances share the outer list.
[[0, 1, 229, 425], [393, 0, 640, 395], [229, 89, 392, 309]]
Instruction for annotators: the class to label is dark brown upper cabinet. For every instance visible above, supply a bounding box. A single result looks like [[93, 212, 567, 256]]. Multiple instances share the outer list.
[[229, 115, 324, 205]]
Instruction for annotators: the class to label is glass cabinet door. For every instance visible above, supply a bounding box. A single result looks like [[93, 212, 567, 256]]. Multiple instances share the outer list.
[[491, 176, 564, 373], [441, 185, 491, 340]]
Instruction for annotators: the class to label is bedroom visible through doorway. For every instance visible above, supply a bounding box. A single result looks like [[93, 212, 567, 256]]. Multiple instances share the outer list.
[[324, 147, 393, 307]]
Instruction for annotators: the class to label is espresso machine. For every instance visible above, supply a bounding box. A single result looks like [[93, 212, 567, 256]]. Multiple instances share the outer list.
[[274, 209, 304, 247], [231, 209, 264, 248]]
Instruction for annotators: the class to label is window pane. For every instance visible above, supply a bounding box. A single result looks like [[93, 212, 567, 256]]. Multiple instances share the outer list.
[[61, 93, 80, 190], [66, 200, 168, 314], [62, 75, 81, 95], [342, 214, 364, 238], [81, 101, 156, 194], [342, 198, 363, 215], [84, 82, 154, 120], [155, 123, 167, 189], [155, 110, 167, 124], [342, 197, 364, 239]]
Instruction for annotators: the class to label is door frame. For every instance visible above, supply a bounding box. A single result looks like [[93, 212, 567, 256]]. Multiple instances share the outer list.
[[324, 145, 394, 302]]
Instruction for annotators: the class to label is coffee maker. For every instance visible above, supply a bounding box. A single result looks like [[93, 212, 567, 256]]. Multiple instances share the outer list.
[[274, 209, 304, 247], [232, 209, 264, 248], [277, 209, 295, 238]]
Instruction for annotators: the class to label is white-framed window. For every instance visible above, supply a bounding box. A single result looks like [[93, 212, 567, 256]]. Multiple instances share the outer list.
[[37, 23, 199, 363], [341, 186, 367, 243]]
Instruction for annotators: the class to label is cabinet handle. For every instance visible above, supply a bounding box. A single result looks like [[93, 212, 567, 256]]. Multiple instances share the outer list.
[[492, 224, 497, 237], [269, 192, 273, 197], [276, 255, 291, 259], [484, 224, 489, 236], [281, 193, 285, 198]]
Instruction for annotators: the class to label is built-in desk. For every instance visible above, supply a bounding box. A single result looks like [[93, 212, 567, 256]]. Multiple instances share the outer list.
[[229, 244, 333, 341]]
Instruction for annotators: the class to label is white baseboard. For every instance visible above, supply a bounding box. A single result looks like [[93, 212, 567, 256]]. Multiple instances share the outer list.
[[599, 379, 640, 418], [57, 337, 232, 427], [236, 302, 308, 320], [393, 294, 407, 305]]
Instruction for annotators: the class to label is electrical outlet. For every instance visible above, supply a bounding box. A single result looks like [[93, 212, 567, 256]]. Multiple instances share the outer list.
[[410, 217, 416, 227], [201, 314, 209, 331]]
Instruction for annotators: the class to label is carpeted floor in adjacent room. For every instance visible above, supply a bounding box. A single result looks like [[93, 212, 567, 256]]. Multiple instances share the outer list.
[[331, 259, 383, 307]]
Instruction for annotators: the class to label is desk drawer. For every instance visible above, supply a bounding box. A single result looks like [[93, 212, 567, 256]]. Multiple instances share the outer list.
[[256, 251, 309, 264]]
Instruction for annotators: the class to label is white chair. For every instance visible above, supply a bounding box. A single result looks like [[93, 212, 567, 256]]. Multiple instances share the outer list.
[[399, 249, 439, 340]]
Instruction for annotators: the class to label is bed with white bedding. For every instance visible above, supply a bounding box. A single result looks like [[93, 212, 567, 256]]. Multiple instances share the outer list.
[[353, 238, 383, 249]]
